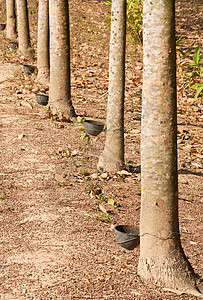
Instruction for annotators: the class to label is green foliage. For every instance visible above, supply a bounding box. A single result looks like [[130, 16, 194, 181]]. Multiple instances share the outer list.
[[77, 116, 83, 124], [104, 0, 143, 45], [126, 0, 143, 45], [188, 46, 203, 100], [105, 3, 202, 99], [176, 38, 202, 100]]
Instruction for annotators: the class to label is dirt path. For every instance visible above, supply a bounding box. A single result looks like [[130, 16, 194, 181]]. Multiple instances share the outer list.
[[0, 0, 203, 299], [0, 62, 202, 300], [0, 63, 146, 299]]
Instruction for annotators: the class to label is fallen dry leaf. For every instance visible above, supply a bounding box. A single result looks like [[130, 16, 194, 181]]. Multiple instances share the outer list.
[[107, 196, 114, 206], [20, 100, 33, 110], [162, 288, 185, 295], [90, 173, 98, 179], [55, 174, 65, 183], [190, 241, 197, 245], [100, 172, 108, 179], [18, 133, 25, 140], [71, 150, 78, 156], [177, 126, 184, 134], [32, 87, 40, 93], [117, 170, 132, 176], [110, 224, 115, 231], [98, 204, 107, 214], [183, 145, 193, 152], [130, 129, 140, 135]]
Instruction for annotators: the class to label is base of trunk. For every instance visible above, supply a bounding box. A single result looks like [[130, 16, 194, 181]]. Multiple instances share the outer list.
[[18, 47, 34, 60], [98, 148, 124, 172], [6, 31, 17, 41], [138, 252, 202, 297], [49, 101, 76, 119], [37, 67, 50, 85]]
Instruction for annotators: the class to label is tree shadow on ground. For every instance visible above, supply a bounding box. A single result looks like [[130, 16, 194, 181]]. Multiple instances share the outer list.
[[127, 164, 202, 177], [178, 122, 203, 129], [178, 169, 203, 177]]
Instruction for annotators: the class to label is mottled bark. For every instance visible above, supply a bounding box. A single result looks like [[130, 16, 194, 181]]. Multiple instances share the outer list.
[[16, 0, 34, 59], [49, 0, 75, 119], [6, 0, 17, 40], [37, 0, 49, 84], [138, 0, 201, 296], [98, 0, 126, 172]]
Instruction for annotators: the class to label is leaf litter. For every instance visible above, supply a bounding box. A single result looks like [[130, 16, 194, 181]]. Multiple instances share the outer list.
[[0, 0, 202, 299]]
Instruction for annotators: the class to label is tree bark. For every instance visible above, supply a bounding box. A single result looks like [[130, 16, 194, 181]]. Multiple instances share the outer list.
[[16, 0, 34, 59], [37, 0, 49, 84], [98, 0, 126, 172], [138, 0, 202, 296], [49, 0, 75, 119], [6, 0, 17, 40]]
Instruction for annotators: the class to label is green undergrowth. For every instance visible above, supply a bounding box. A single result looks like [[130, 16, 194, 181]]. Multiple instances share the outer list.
[[176, 36, 203, 100], [104, 0, 143, 45]]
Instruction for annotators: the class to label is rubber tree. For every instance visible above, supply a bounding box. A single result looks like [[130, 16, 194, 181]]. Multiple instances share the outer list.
[[49, 0, 76, 119], [6, 0, 17, 40], [98, 0, 126, 172], [16, 0, 34, 59], [37, 0, 49, 83], [138, 0, 202, 296]]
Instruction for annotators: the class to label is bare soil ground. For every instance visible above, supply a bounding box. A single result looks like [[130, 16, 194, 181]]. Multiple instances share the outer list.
[[0, 0, 202, 299]]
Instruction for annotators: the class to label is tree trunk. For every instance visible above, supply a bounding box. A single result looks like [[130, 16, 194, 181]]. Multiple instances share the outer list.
[[138, 0, 202, 296], [6, 0, 17, 40], [37, 0, 49, 84], [16, 0, 34, 59], [49, 0, 75, 119], [98, 0, 126, 172]]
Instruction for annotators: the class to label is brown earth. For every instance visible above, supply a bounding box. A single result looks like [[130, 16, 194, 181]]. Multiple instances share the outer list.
[[0, 0, 202, 299]]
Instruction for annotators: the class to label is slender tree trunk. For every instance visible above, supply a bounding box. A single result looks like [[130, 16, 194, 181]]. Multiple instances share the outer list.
[[138, 0, 202, 296], [49, 0, 75, 119], [16, 0, 34, 59], [98, 0, 126, 172], [37, 0, 49, 84], [6, 0, 17, 40]]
